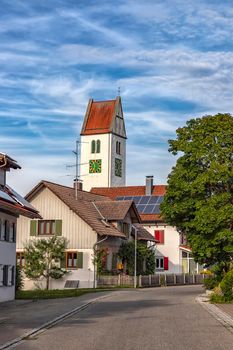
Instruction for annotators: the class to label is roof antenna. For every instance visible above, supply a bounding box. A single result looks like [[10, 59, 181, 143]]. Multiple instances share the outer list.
[[117, 86, 121, 96]]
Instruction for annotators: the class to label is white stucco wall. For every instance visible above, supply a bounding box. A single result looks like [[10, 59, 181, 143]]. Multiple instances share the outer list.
[[0, 212, 17, 302], [144, 224, 181, 274]]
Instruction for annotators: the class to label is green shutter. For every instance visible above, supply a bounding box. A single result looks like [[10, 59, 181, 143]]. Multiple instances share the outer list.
[[77, 252, 83, 269], [60, 253, 66, 269], [55, 220, 62, 236], [30, 220, 38, 236]]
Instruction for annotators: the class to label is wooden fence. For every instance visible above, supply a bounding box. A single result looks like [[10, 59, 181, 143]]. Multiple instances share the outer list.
[[97, 273, 208, 287]]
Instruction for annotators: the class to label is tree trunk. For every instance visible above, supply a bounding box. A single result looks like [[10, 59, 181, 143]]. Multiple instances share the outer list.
[[46, 275, 50, 290]]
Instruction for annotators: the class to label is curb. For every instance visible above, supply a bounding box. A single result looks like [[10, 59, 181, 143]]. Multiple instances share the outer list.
[[196, 294, 233, 334], [0, 293, 112, 350]]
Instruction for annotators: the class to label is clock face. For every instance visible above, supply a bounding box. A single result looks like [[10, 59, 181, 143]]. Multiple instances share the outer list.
[[89, 159, 102, 173], [115, 158, 122, 177]]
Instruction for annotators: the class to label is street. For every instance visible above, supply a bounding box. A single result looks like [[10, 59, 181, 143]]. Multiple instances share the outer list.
[[14, 285, 233, 350]]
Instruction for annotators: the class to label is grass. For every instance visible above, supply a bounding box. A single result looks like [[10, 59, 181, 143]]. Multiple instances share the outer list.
[[15, 288, 112, 300]]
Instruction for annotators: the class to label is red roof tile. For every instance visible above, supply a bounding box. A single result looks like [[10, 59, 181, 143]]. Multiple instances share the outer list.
[[81, 99, 116, 135], [91, 185, 166, 199]]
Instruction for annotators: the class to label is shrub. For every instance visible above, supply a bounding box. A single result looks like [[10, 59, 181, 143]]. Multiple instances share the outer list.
[[220, 270, 233, 302], [15, 265, 24, 291], [203, 276, 219, 290]]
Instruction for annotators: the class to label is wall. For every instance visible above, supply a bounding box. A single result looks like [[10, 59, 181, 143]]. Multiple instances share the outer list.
[[17, 187, 98, 289], [144, 224, 181, 274], [0, 212, 17, 302]]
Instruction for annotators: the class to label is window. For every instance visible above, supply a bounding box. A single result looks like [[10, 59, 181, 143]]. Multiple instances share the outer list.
[[154, 230, 164, 244], [38, 220, 55, 235], [16, 252, 25, 268], [115, 158, 122, 177], [156, 257, 169, 271], [2, 265, 15, 286], [123, 222, 130, 238], [91, 140, 96, 153], [67, 252, 77, 268], [64, 252, 83, 269], [96, 140, 101, 153], [9, 222, 16, 243], [116, 141, 121, 155]]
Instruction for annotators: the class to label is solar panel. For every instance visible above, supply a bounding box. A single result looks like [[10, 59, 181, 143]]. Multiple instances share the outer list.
[[0, 190, 17, 204], [154, 205, 161, 214], [143, 205, 156, 214], [148, 196, 159, 204], [157, 196, 164, 204], [6, 186, 36, 210], [137, 204, 146, 213], [131, 196, 142, 204], [138, 196, 150, 204]]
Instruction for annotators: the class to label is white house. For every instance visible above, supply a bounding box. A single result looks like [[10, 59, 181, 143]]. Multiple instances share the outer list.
[[16, 180, 155, 289], [0, 153, 40, 302]]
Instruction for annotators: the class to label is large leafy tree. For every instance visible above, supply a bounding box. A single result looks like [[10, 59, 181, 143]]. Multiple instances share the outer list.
[[161, 113, 233, 274], [24, 236, 68, 289]]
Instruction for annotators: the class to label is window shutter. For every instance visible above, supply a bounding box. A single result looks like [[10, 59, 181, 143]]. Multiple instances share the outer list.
[[30, 220, 38, 236], [60, 253, 66, 269], [164, 257, 169, 270], [3, 265, 8, 286], [12, 223, 16, 243], [154, 230, 164, 244], [77, 252, 83, 269], [5, 221, 10, 241], [11, 266, 15, 286], [55, 220, 62, 236]]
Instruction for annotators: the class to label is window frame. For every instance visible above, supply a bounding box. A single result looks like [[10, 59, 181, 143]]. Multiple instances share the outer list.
[[156, 257, 164, 270], [38, 220, 56, 236], [66, 251, 78, 269]]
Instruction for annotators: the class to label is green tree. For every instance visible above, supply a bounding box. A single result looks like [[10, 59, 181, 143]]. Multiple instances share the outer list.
[[24, 236, 68, 290], [161, 113, 233, 275], [118, 241, 155, 275]]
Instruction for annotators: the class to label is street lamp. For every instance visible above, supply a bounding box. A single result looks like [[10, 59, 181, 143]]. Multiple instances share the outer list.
[[132, 225, 137, 288]]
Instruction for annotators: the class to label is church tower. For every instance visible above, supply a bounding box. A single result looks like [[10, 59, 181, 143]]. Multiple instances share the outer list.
[[80, 97, 126, 192]]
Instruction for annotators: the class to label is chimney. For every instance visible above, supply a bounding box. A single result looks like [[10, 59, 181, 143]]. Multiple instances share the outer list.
[[74, 178, 83, 191], [145, 175, 153, 196]]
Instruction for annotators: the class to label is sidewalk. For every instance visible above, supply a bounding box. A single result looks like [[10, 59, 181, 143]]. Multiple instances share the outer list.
[[0, 291, 113, 348], [216, 303, 233, 318]]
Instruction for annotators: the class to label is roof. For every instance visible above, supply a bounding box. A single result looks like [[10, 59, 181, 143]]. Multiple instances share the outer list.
[[0, 185, 41, 219], [26, 181, 126, 239], [94, 200, 141, 222], [91, 186, 167, 223], [0, 153, 21, 170], [80, 97, 126, 138], [133, 224, 158, 242]]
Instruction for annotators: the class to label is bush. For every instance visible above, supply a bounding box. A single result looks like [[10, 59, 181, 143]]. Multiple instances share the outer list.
[[220, 270, 233, 302], [203, 276, 219, 290], [15, 265, 24, 291]]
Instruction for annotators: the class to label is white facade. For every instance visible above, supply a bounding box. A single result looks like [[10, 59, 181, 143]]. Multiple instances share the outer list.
[[0, 212, 17, 302], [80, 133, 126, 191]]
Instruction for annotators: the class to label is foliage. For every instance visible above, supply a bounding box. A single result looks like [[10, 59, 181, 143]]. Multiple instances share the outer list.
[[24, 236, 68, 290], [118, 241, 155, 275], [15, 265, 24, 291], [161, 113, 233, 275], [93, 247, 108, 275], [203, 276, 219, 290], [220, 269, 233, 301]]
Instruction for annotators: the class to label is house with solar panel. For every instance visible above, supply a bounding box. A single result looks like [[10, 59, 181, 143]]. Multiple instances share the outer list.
[[78, 96, 201, 275], [16, 180, 156, 290], [0, 153, 40, 302]]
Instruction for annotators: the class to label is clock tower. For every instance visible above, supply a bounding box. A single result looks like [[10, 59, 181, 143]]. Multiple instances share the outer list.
[[80, 97, 127, 191]]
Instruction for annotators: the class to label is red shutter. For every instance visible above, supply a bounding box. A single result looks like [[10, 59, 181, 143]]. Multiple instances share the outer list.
[[164, 257, 169, 270], [154, 230, 164, 244]]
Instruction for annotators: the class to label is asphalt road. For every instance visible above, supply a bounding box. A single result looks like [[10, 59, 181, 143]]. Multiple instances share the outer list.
[[15, 285, 233, 350]]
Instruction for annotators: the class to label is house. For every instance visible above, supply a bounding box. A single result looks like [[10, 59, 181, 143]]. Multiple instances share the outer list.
[[16, 180, 155, 289], [0, 153, 40, 302], [91, 176, 203, 274]]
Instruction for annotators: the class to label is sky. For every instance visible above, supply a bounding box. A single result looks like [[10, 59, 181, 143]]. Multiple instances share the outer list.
[[1, 0, 233, 195]]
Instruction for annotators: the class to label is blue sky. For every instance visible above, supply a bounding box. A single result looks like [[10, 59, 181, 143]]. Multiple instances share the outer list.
[[1, 0, 233, 194]]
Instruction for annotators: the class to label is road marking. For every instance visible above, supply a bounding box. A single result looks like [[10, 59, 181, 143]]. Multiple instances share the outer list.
[[0, 293, 113, 350], [196, 295, 233, 334]]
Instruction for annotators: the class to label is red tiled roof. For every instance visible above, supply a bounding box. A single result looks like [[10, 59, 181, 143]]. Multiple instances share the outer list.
[[81, 99, 116, 135], [91, 185, 166, 199]]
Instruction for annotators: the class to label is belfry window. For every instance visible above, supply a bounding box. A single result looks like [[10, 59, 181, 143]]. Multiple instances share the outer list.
[[96, 140, 101, 153], [116, 141, 121, 155], [91, 140, 96, 153]]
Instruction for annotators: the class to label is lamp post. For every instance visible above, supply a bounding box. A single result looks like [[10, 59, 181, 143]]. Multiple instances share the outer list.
[[133, 225, 137, 288]]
